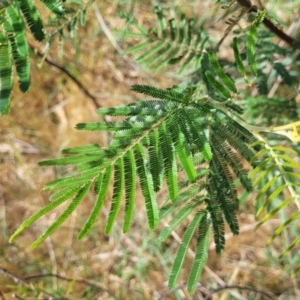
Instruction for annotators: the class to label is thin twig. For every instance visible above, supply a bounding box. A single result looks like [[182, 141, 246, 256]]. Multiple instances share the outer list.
[[237, 0, 300, 47], [24, 273, 117, 299], [0, 268, 59, 299], [29, 43, 100, 109], [92, 3, 123, 55], [203, 285, 274, 300]]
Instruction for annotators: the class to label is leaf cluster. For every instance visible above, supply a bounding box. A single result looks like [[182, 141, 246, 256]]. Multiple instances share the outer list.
[[8, 2, 300, 292], [0, 0, 87, 115]]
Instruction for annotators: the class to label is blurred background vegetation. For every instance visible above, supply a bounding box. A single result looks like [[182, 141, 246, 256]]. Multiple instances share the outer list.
[[1, 0, 300, 299]]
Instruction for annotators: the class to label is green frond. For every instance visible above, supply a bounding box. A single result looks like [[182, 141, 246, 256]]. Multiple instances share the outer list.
[[256, 196, 293, 227], [232, 38, 250, 83], [273, 146, 297, 155], [17, 0, 45, 42], [268, 211, 300, 246], [206, 190, 225, 254], [210, 152, 239, 234], [208, 51, 237, 93], [256, 70, 268, 95], [159, 181, 207, 221], [75, 121, 147, 131], [14, 54, 30, 92], [39, 153, 102, 166], [49, 186, 80, 202], [131, 84, 185, 103], [97, 104, 149, 117], [62, 144, 101, 154], [204, 70, 231, 101], [255, 176, 279, 201], [249, 141, 300, 259], [220, 121, 256, 154], [187, 212, 210, 292], [155, 6, 167, 38], [43, 176, 92, 191], [157, 200, 199, 243], [41, 0, 65, 16], [280, 235, 300, 259], [9, 187, 75, 243], [80, 9, 87, 26], [105, 158, 125, 234], [168, 211, 205, 289], [126, 6, 208, 72], [4, 5, 28, 57], [273, 62, 293, 85], [122, 150, 136, 233], [134, 143, 159, 229], [148, 129, 164, 192], [212, 134, 252, 192], [0, 32, 13, 115], [78, 167, 112, 239], [180, 111, 212, 161], [93, 173, 103, 195], [246, 11, 266, 77], [159, 123, 178, 201], [32, 181, 92, 248], [168, 120, 197, 182]]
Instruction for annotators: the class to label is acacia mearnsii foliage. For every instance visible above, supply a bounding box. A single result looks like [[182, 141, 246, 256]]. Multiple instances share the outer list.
[[4, 0, 300, 291]]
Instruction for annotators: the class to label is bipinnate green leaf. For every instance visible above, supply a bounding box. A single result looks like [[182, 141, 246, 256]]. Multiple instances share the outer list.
[[246, 11, 266, 77], [256, 196, 293, 228], [255, 184, 286, 217], [206, 190, 225, 254], [43, 176, 92, 191], [17, 0, 46, 42], [187, 212, 210, 292], [105, 159, 125, 234], [208, 51, 237, 93], [49, 186, 80, 202], [123, 150, 136, 233], [78, 167, 112, 239], [41, 0, 65, 16], [168, 211, 204, 289], [280, 235, 300, 259], [9, 190, 73, 243], [62, 144, 101, 154], [180, 111, 212, 161], [0, 33, 13, 115], [148, 129, 164, 192], [39, 154, 102, 166], [134, 143, 159, 229], [131, 84, 184, 103], [2, 6, 31, 93], [158, 201, 199, 243], [159, 123, 178, 201], [232, 37, 249, 84], [267, 211, 300, 245], [32, 181, 92, 248], [169, 121, 197, 182], [126, 6, 208, 72], [155, 5, 167, 38], [205, 70, 231, 100]]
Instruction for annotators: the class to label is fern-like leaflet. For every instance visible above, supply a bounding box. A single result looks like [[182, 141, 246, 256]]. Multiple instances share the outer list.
[[124, 5, 209, 73]]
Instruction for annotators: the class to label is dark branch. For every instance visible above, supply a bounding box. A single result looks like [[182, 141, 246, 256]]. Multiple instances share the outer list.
[[29, 43, 100, 109], [237, 0, 300, 47]]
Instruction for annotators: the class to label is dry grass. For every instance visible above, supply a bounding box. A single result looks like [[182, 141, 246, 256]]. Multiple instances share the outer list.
[[1, 1, 299, 299]]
